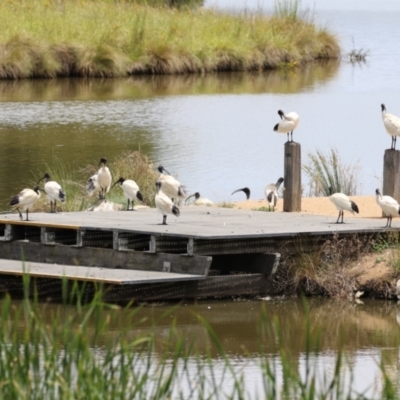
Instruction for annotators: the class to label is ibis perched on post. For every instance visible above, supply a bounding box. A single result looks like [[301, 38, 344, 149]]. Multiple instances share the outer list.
[[265, 177, 284, 211], [37, 173, 66, 213], [273, 109, 300, 142], [112, 177, 144, 211], [375, 189, 400, 228], [157, 166, 186, 204], [10, 186, 42, 221], [155, 181, 180, 225], [328, 187, 359, 224], [381, 104, 400, 150]]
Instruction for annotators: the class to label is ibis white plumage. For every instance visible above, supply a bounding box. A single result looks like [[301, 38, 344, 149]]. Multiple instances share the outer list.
[[231, 187, 250, 200], [87, 158, 112, 199], [185, 192, 214, 206], [381, 104, 400, 150], [329, 187, 359, 224], [157, 166, 186, 204], [112, 177, 144, 210], [38, 173, 66, 213], [265, 177, 284, 211], [273, 109, 300, 142], [10, 186, 41, 221], [375, 188, 400, 227], [155, 181, 180, 225]]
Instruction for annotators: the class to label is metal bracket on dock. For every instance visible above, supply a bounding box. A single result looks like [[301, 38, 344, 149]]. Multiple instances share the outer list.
[[0, 225, 13, 242], [187, 238, 194, 256], [41, 228, 55, 245]]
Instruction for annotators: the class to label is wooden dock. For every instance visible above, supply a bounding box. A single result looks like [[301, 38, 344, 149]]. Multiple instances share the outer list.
[[0, 205, 388, 302]]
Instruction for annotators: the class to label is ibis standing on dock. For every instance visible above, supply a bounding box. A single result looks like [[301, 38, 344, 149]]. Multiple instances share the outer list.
[[265, 177, 284, 211], [155, 181, 180, 225], [157, 166, 186, 204], [87, 158, 112, 199], [112, 177, 144, 210], [10, 186, 42, 221], [38, 173, 66, 213], [381, 104, 400, 150], [375, 189, 400, 227], [273, 109, 299, 142], [231, 187, 251, 200], [328, 187, 359, 224]]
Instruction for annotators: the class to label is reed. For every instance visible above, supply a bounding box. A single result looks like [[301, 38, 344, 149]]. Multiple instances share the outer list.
[[0, 1, 340, 79], [0, 283, 397, 399], [303, 148, 361, 196]]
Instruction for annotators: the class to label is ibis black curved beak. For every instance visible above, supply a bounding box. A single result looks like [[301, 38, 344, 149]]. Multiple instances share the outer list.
[[37, 176, 45, 185], [185, 193, 195, 204], [231, 187, 250, 200]]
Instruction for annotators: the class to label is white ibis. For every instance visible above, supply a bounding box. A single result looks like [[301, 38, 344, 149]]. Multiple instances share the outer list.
[[38, 173, 66, 213], [155, 181, 180, 225], [10, 186, 42, 221], [375, 188, 400, 227], [157, 166, 186, 204], [87, 158, 112, 199], [97, 158, 112, 199], [329, 187, 359, 223], [381, 104, 400, 150], [185, 192, 214, 206], [265, 177, 284, 211], [231, 187, 250, 200], [112, 177, 144, 211], [273, 109, 299, 142]]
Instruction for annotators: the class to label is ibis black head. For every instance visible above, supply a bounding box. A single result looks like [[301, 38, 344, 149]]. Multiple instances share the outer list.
[[112, 177, 125, 189], [158, 165, 170, 175], [37, 173, 50, 184], [276, 177, 284, 187], [33, 185, 45, 194], [99, 158, 107, 166], [194, 192, 200, 199], [277, 109, 285, 119], [155, 181, 162, 190], [231, 187, 251, 200], [376, 188, 381, 196], [381, 104, 386, 113], [328, 186, 333, 196]]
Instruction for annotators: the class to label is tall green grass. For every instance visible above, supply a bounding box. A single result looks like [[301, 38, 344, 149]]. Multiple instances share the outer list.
[[0, 280, 397, 399], [303, 148, 361, 196], [0, 0, 339, 78]]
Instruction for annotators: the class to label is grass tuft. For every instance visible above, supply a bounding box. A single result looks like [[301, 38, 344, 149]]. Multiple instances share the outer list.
[[302, 148, 361, 196]]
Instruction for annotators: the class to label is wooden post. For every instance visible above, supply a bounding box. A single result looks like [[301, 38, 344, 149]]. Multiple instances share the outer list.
[[283, 142, 301, 212], [383, 149, 400, 202]]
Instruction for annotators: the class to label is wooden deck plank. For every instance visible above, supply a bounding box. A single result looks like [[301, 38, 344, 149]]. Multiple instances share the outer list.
[[0, 259, 205, 285], [0, 206, 390, 239]]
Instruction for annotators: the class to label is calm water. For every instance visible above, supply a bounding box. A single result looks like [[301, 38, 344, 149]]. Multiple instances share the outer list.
[[1, 1, 400, 396]]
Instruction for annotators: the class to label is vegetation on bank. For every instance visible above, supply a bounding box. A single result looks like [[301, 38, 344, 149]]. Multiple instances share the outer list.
[[0, 286, 397, 399], [0, 0, 340, 79]]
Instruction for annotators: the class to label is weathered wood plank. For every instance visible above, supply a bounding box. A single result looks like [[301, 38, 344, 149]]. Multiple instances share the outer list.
[[0, 241, 212, 276], [283, 141, 301, 212], [383, 149, 400, 203], [0, 207, 389, 240], [0, 259, 206, 285]]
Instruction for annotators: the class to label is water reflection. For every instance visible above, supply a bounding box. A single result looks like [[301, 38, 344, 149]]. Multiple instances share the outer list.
[[0, 61, 339, 209], [4, 297, 400, 396], [0, 61, 339, 102]]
